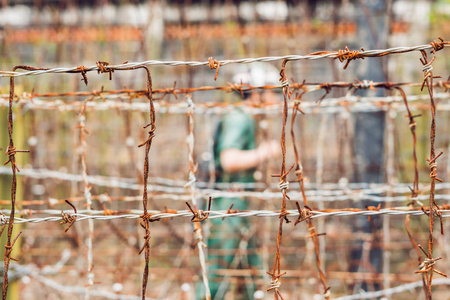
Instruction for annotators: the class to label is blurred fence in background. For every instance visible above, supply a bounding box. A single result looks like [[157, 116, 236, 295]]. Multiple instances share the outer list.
[[1, 1, 450, 300]]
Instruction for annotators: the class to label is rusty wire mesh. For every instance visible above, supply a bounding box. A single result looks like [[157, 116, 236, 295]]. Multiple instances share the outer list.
[[0, 37, 450, 300]]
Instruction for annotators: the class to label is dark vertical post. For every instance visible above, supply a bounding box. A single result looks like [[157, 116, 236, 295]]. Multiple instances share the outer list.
[[351, 0, 388, 293]]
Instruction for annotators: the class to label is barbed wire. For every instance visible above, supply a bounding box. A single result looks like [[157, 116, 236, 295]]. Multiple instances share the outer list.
[[0, 38, 447, 78], [2, 90, 449, 115], [5, 257, 156, 300], [335, 278, 450, 300], [2, 166, 450, 203], [12, 79, 450, 99], [1, 207, 450, 225], [1, 38, 449, 299]]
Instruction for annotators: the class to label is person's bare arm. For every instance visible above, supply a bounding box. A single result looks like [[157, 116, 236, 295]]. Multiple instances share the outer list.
[[220, 140, 280, 173]]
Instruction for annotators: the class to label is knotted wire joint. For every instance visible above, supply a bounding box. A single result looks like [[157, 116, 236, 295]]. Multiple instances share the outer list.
[[0, 213, 8, 226], [336, 46, 365, 70], [415, 256, 447, 277], [227, 82, 245, 99], [160, 81, 178, 100], [427, 151, 444, 182], [430, 36, 445, 54], [186, 197, 212, 222], [279, 181, 289, 193], [267, 278, 281, 291], [419, 51, 442, 91], [422, 61, 434, 75], [294, 202, 312, 225], [193, 227, 206, 248], [354, 79, 376, 91], [208, 57, 221, 81], [75, 65, 88, 86], [415, 245, 447, 277], [60, 200, 77, 233], [96, 61, 114, 80], [4, 146, 30, 172], [184, 171, 197, 188], [266, 271, 287, 291]]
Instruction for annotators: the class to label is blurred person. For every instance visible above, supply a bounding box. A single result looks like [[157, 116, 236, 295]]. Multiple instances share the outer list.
[[205, 63, 281, 300]]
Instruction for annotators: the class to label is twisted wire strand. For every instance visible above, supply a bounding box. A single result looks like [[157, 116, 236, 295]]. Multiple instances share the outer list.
[[335, 278, 450, 300], [3, 208, 450, 224], [2, 93, 450, 114], [1, 42, 448, 78], [4, 262, 156, 300], [2, 166, 450, 203]]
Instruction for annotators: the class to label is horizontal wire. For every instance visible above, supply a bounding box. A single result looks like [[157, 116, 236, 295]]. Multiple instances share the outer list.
[[2, 166, 450, 203], [1, 42, 448, 78], [16, 79, 450, 98], [7, 261, 155, 300], [2, 92, 450, 114], [0, 80, 450, 114], [335, 278, 450, 300], [4, 207, 450, 224]]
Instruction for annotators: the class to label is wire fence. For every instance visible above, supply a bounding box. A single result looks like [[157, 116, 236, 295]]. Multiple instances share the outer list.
[[1, 38, 449, 299]]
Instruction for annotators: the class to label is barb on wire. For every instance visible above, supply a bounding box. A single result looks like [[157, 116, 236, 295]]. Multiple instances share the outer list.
[[335, 46, 365, 69], [208, 57, 221, 81], [1, 39, 448, 78], [77, 102, 95, 296], [20, 79, 450, 100], [98, 64, 157, 300], [266, 59, 292, 300], [419, 49, 445, 299], [0, 206, 447, 225], [3, 65, 48, 300], [396, 85, 429, 296], [186, 198, 211, 223], [184, 93, 211, 299], [96, 61, 115, 80], [290, 93, 329, 298], [68, 65, 89, 85], [60, 200, 77, 233]]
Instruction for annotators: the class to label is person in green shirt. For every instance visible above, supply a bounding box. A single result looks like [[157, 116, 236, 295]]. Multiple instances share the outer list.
[[206, 63, 281, 300]]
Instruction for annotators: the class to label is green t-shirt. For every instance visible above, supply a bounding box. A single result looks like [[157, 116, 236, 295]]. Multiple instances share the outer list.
[[214, 109, 256, 183]]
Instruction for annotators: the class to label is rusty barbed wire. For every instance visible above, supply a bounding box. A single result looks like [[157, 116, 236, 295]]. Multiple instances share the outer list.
[[395, 86, 430, 295], [266, 59, 291, 300], [419, 50, 447, 299], [60, 200, 77, 233], [1, 80, 448, 117], [290, 91, 329, 298], [3, 166, 450, 204], [11, 79, 450, 100], [0, 38, 447, 78], [0, 206, 447, 224], [89, 62, 158, 300], [2, 65, 48, 300], [77, 102, 95, 297], [184, 94, 211, 299], [0, 39, 449, 299], [128, 65, 156, 300]]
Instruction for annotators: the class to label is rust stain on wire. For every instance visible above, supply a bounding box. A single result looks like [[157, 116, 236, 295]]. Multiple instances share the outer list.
[[0, 38, 448, 299], [396, 86, 429, 296], [60, 200, 77, 233], [92, 63, 158, 300], [3, 65, 47, 300], [24, 79, 450, 101], [267, 59, 292, 300], [419, 49, 447, 299], [290, 93, 330, 298]]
